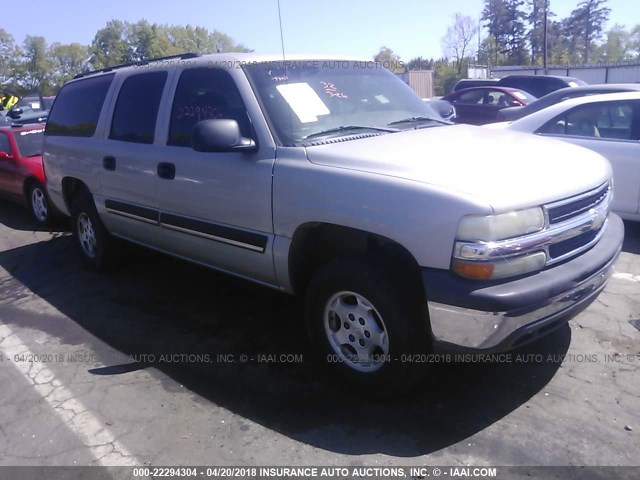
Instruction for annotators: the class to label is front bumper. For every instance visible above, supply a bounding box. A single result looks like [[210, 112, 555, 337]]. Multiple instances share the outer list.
[[423, 213, 624, 351]]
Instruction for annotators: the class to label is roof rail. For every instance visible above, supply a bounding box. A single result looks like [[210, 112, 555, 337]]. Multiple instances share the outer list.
[[73, 52, 200, 79]]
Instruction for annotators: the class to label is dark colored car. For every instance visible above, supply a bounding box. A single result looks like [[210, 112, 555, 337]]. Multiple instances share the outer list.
[[496, 83, 640, 122], [0, 124, 57, 224], [424, 98, 456, 121], [496, 75, 587, 98], [451, 78, 499, 93], [442, 86, 536, 125], [5, 95, 55, 126]]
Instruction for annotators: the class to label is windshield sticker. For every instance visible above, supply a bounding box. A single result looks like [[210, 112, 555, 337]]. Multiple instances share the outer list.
[[375, 95, 390, 104], [20, 129, 45, 135], [321, 81, 348, 99], [276, 83, 330, 123]]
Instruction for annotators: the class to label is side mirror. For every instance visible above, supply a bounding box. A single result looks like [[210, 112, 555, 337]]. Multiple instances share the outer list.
[[192, 119, 256, 153], [0, 151, 13, 160], [8, 107, 23, 119]]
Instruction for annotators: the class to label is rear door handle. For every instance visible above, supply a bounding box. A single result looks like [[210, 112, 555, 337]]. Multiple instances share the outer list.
[[103, 156, 116, 171], [157, 162, 175, 180]]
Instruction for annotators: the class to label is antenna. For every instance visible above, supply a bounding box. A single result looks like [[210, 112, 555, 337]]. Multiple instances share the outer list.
[[277, 0, 286, 60]]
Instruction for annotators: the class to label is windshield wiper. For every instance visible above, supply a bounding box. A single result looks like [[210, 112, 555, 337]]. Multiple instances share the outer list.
[[302, 125, 399, 141], [387, 116, 451, 127]]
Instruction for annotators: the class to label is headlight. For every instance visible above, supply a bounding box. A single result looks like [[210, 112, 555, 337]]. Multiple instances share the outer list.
[[456, 207, 545, 242], [452, 207, 547, 280]]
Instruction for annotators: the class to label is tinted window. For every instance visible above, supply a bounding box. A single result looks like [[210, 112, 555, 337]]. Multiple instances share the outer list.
[[0, 132, 11, 154], [168, 68, 252, 147], [539, 101, 636, 140], [110, 72, 167, 144], [46, 74, 114, 137], [453, 90, 484, 104], [14, 128, 45, 157]]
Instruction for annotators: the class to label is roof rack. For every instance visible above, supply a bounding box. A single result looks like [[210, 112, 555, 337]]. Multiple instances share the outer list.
[[73, 52, 200, 79]]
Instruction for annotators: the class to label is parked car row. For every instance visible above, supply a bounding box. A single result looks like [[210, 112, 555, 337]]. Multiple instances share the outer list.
[[0, 94, 55, 126], [447, 74, 589, 125]]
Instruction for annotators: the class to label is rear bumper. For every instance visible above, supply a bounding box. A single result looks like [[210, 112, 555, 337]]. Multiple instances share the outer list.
[[423, 214, 624, 351]]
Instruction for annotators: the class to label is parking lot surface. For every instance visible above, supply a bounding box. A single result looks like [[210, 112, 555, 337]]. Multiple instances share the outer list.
[[0, 202, 638, 467]]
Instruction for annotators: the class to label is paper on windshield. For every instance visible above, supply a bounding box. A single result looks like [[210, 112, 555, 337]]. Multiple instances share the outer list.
[[276, 83, 330, 123]]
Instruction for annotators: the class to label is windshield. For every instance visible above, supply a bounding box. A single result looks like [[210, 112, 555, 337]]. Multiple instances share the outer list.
[[244, 61, 444, 146], [14, 128, 45, 157]]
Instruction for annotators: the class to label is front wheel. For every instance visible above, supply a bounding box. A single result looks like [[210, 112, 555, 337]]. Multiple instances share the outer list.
[[305, 256, 431, 395]]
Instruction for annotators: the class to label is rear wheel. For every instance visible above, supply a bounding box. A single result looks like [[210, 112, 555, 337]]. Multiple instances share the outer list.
[[70, 190, 119, 270], [28, 182, 52, 225], [305, 256, 431, 395]]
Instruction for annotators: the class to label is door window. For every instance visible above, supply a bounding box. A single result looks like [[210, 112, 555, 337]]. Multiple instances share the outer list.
[[168, 68, 253, 147], [110, 71, 167, 144], [539, 101, 636, 140], [46, 74, 114, 137], [452, 90, 484, 104]]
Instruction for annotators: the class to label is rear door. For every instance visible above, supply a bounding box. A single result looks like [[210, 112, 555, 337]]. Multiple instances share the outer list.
[[449, 89, 486, 125], [537, 99, 640, 215], [95, 71, 169, 245]]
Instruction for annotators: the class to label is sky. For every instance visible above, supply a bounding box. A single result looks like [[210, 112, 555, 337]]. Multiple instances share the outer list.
[[2, 0, 638, 61]]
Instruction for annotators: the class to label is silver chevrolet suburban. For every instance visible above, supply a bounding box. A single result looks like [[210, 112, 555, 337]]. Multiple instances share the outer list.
[[43, 53, 624, 393]]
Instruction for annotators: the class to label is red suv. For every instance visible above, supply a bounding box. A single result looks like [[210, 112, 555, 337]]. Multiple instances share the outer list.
[[0, 124, 57, 225]]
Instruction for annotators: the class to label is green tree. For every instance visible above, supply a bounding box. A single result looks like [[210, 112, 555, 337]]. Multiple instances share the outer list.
[[373, 46, 404, 72], [566, 0, 610, 64], [89, 20, 134, 68], [482, 0, 529, 65], [49, 43, 89, 88], [441, 13, 478, 74], [0, 29, 20, 88], [406, 57, 435, 71], [18, 36, 54, 93], [527, 0, 555, 65], [627, 24, 640, 59], [599, 24, 630, 61]]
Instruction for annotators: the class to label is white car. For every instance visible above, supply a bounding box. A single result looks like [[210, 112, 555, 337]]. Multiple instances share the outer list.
[[486, 92, 640, 221]]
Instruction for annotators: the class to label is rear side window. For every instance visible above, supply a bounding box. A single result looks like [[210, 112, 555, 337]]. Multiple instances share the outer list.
[[0, 132, 11, 154], [168, 67, 252, 147], [46, 74, 114, 137], [110, 72, 167, 144]]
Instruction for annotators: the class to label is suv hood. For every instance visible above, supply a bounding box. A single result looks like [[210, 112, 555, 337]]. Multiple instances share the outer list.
[[305, 125, 611, 211]]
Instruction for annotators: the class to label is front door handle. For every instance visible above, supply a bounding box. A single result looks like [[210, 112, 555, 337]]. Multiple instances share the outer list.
[[157, 162, 175, 180], [103, 156, 116, 171]]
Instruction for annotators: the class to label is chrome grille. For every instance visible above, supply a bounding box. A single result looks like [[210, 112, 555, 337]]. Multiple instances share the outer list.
[[547, 183, 610, 225], [544, 182, 611, 263]]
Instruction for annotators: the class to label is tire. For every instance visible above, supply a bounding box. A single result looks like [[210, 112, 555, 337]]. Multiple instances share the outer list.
[[304, 255, 431, 396], [28, 181, 53, 226], [70, 190, 119, 270]]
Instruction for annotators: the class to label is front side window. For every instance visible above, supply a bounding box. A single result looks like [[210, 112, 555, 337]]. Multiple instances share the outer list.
[[46, 74, 114, 137], [539, 101, 636, 140], [168, 68, 252, 147], [110, 72, 167, 144], [244, 61, 443, 146]]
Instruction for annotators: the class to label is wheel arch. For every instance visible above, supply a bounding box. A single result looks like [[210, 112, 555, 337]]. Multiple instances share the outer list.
[[288, 222, 424, 299]]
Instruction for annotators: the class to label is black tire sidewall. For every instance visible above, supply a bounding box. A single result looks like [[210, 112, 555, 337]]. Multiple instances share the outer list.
[[305, 256, 430, 393]]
